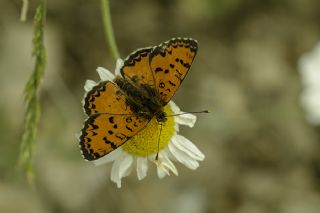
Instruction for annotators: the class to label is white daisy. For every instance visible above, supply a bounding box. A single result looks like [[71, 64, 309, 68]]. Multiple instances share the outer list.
[[82, 59, 205, 188], [298, 42, 320, 125]]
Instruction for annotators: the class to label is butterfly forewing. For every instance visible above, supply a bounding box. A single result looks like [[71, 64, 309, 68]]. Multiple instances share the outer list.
[[83, 81, 130, 116], [120, 47, 156, 88], [149, 38, 198, 105]]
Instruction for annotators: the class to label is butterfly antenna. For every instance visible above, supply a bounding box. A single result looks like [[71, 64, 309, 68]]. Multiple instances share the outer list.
[[166, 110, 210, 117], [155, 123, 163, 161]]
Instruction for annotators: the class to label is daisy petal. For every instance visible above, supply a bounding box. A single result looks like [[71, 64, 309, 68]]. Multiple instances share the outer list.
[[157, 165, 168, 179], [136, 157, 148, 180], [84, 80, 97, 92], [118, 154, 133, 179], [115, 59, 124, 76], [123, 161, 134, 177], [169, 101, 181, 114], [111, 160, 122, 188], [161, 158, 178, 176], [96, 67, 115, 81], [169, 101, 197, 127], [93, 148, 122, 166], [111, 152, 133, 188], [176, 114, 197, 128], [168, 142, 200, 170], [174, 122, 180, 132], [159, 151, 178, 176], [172, 134, 205, 161]]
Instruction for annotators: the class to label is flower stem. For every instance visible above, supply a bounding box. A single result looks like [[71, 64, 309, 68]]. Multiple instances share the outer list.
[[100, 0, 120, 61], [20, 0, 29, 21]]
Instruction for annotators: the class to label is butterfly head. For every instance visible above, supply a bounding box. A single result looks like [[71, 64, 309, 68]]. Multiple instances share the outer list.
[[155, 111, 167, 123]]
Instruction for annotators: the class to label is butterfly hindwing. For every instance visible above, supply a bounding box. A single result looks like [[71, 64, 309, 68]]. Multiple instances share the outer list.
[[149, 38, 198, 104], [80, 113, 149, 161], [120, 47, 156, 88]]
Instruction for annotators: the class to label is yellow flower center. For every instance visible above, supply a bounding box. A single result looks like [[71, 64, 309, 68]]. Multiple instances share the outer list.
[[122, 105, 175, 156]]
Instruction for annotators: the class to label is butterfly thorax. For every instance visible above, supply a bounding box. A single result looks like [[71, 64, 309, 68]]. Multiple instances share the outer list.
[[114, 77, 166, 122]]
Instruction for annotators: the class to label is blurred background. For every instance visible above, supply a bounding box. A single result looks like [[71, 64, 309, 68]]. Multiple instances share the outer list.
[[1, 0, 320, 212]]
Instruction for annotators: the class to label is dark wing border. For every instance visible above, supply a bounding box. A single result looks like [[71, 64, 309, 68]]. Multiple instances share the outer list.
[[120, 47, 157, 88]]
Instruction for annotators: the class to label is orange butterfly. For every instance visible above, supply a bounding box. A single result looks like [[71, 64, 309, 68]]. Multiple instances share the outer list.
[[79, 38, 198, 160]]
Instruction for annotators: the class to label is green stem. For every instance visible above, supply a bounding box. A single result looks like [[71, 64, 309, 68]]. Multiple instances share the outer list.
[[20, 0, 29, 21], [100, 0, 120, 60]]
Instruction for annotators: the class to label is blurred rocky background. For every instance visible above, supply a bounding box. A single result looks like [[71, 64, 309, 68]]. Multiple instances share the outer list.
[[1, 0, 320, 212]]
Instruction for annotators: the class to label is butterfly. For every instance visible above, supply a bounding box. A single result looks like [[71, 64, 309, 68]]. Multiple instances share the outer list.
[[79, 38, 198, 161]]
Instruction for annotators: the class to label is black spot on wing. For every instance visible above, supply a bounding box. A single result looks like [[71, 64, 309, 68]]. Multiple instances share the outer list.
[[155, 67, 163, 72], [109, 116, 114, 123], [103, 136, 118, 149], [159, 82, 165, 88], [115, 133, 127, 140], [126, 125, 133, 132], [126, 117, 132, 123], [168, 81, 176, 87]]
